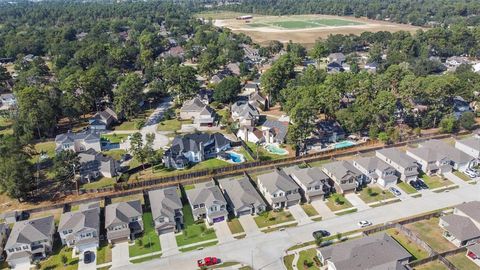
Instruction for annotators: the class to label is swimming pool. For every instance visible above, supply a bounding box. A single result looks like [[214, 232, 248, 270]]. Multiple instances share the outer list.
[[227, 151, 245, 163], [265, 144, 289, 155], [333, 140, 356, 149]]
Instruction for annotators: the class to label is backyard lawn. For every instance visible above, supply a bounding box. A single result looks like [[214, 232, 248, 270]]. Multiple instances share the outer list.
[[358, 186, 394, 203], [405, 217, 456, 253], [325, 194, 353, 212], [81, 177, 116, 189], [386, 229, 429, 260], [254, 210, 295, 228], [157, 119, 192, 132], [33, 141, 56, 160], [246, 142, 287, 161], [301, 204, 319, 217], [101, 133, 130, 144], [189, 158, 231, 171], [453, 171, 472, 182], [447, 253, 480, 270], [176, 204, 217, 246], [414, 260, 448, 270], [397, 182, 418, 194], [103, 149, 127, 160], [297, 248, 320, 270], [420, 174, 453, 189], [39, 241, 78, 270], [129, 212, 161, 257], [227, 218, 245, 234]]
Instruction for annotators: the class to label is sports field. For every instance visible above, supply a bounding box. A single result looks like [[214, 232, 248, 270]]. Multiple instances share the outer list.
[[198, 11, 424, 47]]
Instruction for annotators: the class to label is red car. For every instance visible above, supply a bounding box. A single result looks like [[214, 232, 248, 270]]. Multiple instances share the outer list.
[[197, 257, 220, 267]]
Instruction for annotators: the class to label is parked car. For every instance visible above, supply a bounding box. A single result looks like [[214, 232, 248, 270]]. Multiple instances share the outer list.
[[197, 257, 220, 267], [358, 220, 372, 228], [465, 170, 477, 178], [410, 180, 421, 190], [389, 187, 401, 196], [83, 251, 93, 264], [417, 179, 428, 189], [312, 230, 330, 238]]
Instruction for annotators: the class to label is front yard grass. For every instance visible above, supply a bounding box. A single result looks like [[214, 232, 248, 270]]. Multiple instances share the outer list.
[[129, 212, 161, 257], [178, 241, 218, 252], [227, 218, 245, 234], [96, 241, 112, 265], [157, 119, 192, 132], [453, 171, 472, 182], [386, 229, 429, 260], [175, 204, 217, 246], [39, 241, 78, 270], [414, 260, 448, 270], [325, 194, 353, 212], [301, 204, 319, 217], [297, 248, 320, 270], [101, 133, 131, 144], [283, 254, 295, 270], [81, 177, 116, 189], [358, 186, 394, 203], [397, 182, 418, 194], [254, 210, 295, 228], [447, 253, 480, 270], [420, 174, 453, 189], [130, 254, 162, 264], [102, 149, 127, 160], [404, 217, 456, 253]]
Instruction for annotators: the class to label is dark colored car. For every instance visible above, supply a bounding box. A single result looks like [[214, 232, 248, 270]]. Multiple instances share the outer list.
[[410, 180, 421, 190], [312, 230, 330, 238], [417, 179, 428, 189], [83, 251, 93, 264]]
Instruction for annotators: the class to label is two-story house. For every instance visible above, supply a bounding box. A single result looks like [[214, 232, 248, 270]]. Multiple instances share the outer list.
[[421, 140, 477, 172], [376, 148, 419, 182], [231, 101, 260, 127], [185, 180, 228, 224], [58, 204, 100, 253], [78, 149, 121, 182], [455, 137, 480, 160], [179, 97, 216, 127], [55, 130, 101, 153], [283, 165, 331, 202], [219, 176, 267, 217], [322, 161, 365, 194], [0, 223, 9, 260], [5, 216, 55, 268], [89, 107, 119, 131], [257, 168, 301, 209], [105, 200, 143, 243], [406, 147, 453, 175], [352, 157, 398, 189], [149, 187, 184, 235], [439, 201, 480, 247]]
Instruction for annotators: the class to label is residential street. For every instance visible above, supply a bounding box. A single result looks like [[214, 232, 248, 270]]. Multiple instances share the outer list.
[[114, 182, 480, 270]]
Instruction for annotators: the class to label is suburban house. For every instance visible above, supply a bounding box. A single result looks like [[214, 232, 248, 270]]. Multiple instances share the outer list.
[[197, 89, 213, 104], [5, 216, 55, 268], [58, 204, 100, 253], [452, 96, 473, 119], [326, 61, 345, 73], [0, 223, 8, 260], [364, 62, 378, 73], [231, 101, 260, 127], [105, 200, 144, 243], [439, 201, 480, 247], [467, 243, 480, 266], [78, 149, 121, 182], [89, 107, 119, 130], [163, 132, 231, 169], [209, 73, 225, 84], [237, 126, 264, 144], [314, 120, 346, 143], [352, 157, 398, 189], [283, 165, 331, 202], [455, 137, 480, 160], [327, 53, 346, 64], [420, 140, 477, 172], [262, 119, 289, 144], [185, 180, 228, 224], [322, 161, 365, 194], [248, 91, 268, 111], [148, 187, 184, 234], [257, 168, 301, 209], [406, 146, 453, 175], [55, 130, 101, 153], [316, 233, 411, 270], [219, 176, 267, 217], [445, 56, 469, 70], [376, 148, 419, 182], [179, 97, 216, 127], [243, 83, 259, 93], [226, 62, 241, 76]]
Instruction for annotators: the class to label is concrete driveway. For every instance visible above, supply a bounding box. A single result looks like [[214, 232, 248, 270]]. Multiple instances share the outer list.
[[311, 200, 335, 219], [159, 232, 179, 257], [444, 172, 469, 187], [213, 221, 234, 244], [238, 215, 261, 236], [345, 193, 370, 211], [78, 248, 97, 270], [288, 204, 311, 225], [111, 242, 131, 268]]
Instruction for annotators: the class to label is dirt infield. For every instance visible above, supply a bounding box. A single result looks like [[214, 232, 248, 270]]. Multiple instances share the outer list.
[[211, 13, 424, 47]]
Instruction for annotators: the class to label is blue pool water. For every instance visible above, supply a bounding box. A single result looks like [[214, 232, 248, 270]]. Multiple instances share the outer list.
[[333, 140, 356, 149], [228, 152, 244, 163], [265, 144, 289, 155]]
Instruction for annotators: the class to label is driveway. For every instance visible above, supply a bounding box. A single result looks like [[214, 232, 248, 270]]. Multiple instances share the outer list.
[[159, 232, 179, 257], [345, 193, 370, 211], [444, 172, 469, 187], [311, 200, 335, 219], [213, 221, 234, 244], [111, 242, 131, 268], [78, 247, 97, 270], [238, 215, 261, 236], [288, 204, 311, 225]]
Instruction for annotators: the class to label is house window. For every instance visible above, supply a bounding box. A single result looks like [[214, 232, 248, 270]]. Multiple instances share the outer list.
[[307, 187, 312, 191], [200, 203, 205, 208], [193, 205, 198, 209]]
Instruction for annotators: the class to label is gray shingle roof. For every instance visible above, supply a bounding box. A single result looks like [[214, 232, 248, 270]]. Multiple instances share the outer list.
[[421, 140, 474, 165], [317, 233, 411, 270], [186, 181, 226, 206], [55, 130, 100, 144], [406, 147, 449, 164], [219, 176, 266, 212], [231, 102, 259, 120], [262, 120, 288, 142], [457, 137, 480, 151], [322, 161, 362, 181], [440, 214, 480, 241], [149, 187, 182, 222], [354, 157, 393, 172], [376, 148, 417, 168], [58, 207, 100, 235], [283, 165, 329, 187], [257, 169, 299, 193], [456, 201, 480, 223], [5, 216, 55, 249], [105, 200, 142, 228], [180, 97, 207, 113]]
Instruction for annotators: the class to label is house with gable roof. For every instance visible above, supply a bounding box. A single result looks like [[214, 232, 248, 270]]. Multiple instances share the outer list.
[[439, 201, 480, 247], [55, 130, 101, 153], [149, 187, 184, 234], [231, 101, 260, 127], [257, 168, 301, 209], [406, 146, 453, 175], [89, 107, 119, 130], [352, 157, 398, 189], [105, 200, 143, 243], [185, 180, 228, 224], [179, 97, 216, 127], [322, 161, 365, 194], [283, 165, 331, 202], [219, 176, 267, 217], [58, 203, 100, 252]]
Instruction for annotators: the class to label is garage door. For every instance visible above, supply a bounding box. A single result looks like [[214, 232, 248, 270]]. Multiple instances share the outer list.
[[287, 200, 298, 207], [237, 210, 251, 216], [110, 237, 128, 244], [212, 216, 225, 223], [158, 228, 174, 235]]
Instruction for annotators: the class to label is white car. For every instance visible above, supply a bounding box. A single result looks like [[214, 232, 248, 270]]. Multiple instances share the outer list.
[[358, 220, 372, 228]]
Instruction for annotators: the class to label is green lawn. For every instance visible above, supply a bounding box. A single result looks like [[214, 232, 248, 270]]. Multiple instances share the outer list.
[[397, 182, 418, 194], [283, 254, 295, 270], [156, 119, 192, 132], [358, 186, 394, 203], [297, 248, 320, 270], [175, 204, 217, 246], [101, 133, 131, 144], [130, 254, 162, 264], [33, 141, 56, 160], [325, 194, 353, 212], [178, 241, 218, 252], [129, 212, 161, 257], [405, 217, 456, 253], [414, 260, 448, 270], [227, 218, 245, 234], [0, 117, 13, 135], [96, 241, 112, 265], [81, 177, 116, 189], [189, 158, 231, 171], [102, 149, 127, 160], [236, 147, 255, 162], [301, 204, 319, 217], [246, 142, 286, 161], [386, 229, 429, 260], [453, 171, 472, 182], [447, 253, 480, 270], [183, 184, 195, 190], [39, 242, 79, 270], [420, 174, 453, 189], [254, 210, 295, 228], [114, 121, 139, 131]]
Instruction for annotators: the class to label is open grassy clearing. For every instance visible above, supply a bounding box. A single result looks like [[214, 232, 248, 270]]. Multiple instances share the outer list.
[[97, 241, 112, 265], [397, 182, 418, 194], [404, 217, 456, 253], [101, 133, 130, 144], [453, 171, 472, 182], [283, 254, 295, 270], [39, 242, 78, 270]]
